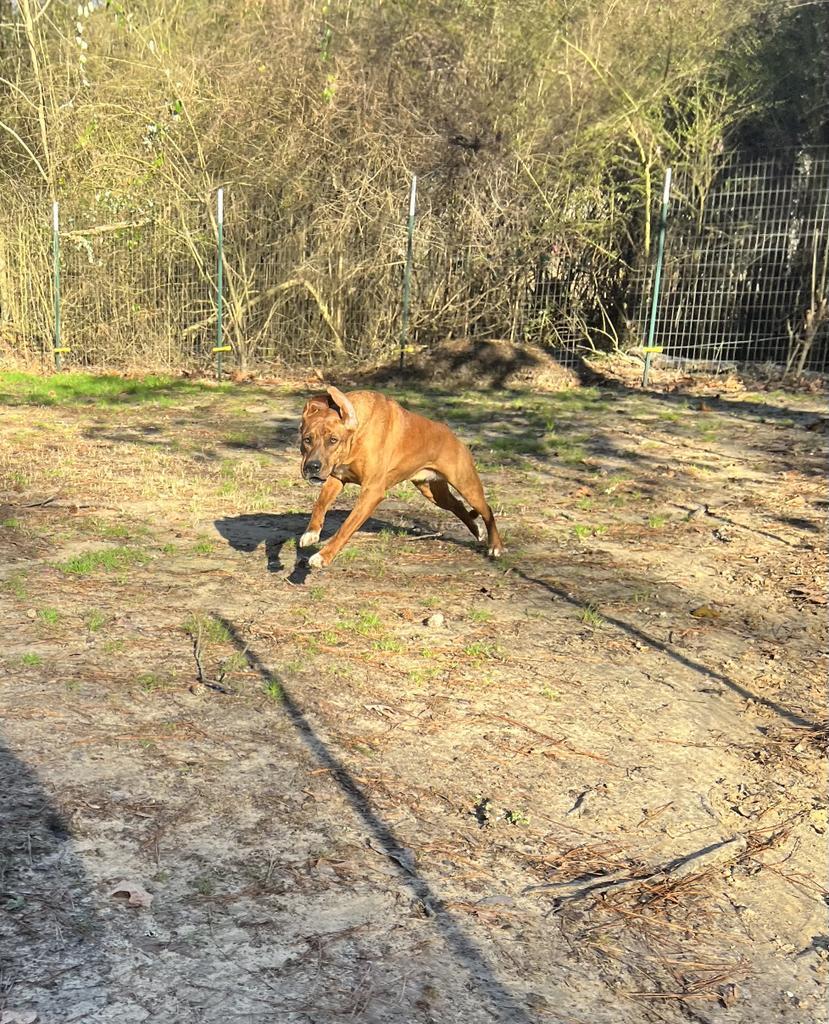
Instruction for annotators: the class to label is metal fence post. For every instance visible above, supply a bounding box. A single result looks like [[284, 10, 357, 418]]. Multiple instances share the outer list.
[[399, 174, 417, 372], [213, 188, 231, 380], [51, 200, 68, 371], [642, 167, 672, 387]]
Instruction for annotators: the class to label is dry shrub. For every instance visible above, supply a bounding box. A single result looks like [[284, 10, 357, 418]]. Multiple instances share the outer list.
[[0, 1, 813, 371]]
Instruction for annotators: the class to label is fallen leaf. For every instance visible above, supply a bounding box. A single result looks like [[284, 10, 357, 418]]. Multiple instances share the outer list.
[[690, 605, 721, 620], [719, 983, 740, 1008], [110, 879, 153, 908]]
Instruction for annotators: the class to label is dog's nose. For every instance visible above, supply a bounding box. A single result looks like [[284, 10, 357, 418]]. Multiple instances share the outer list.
[[306, 459, 322, 475]]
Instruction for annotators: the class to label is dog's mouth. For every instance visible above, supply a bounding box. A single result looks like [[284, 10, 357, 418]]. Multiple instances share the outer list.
[[303, 472, 328, 485]]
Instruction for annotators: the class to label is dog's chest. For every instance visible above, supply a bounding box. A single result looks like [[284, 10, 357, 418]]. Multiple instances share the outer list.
[[333, 465, 360, 484]]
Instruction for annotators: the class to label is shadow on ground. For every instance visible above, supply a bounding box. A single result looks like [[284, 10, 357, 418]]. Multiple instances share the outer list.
[[214, 509, 473, 582], [216, 614, 539, 1024], [514, 565, 818, 730], [0, 739, 109, 1016]]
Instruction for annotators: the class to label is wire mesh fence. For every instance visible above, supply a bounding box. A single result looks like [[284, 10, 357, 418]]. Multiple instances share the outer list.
[[630, 149, 829, 373], [1, 149, 827, 376]]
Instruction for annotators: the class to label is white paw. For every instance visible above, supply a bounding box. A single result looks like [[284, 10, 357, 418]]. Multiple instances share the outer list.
[[308, 552, 326, 569], [299, 530, 320, 548], [488, 546, 502, 559], [475, 519, 487, 543]]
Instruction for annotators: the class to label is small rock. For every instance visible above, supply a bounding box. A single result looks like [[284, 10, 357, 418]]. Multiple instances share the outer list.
[[424, 613, 445, 628], [110, 879, 154, 908], [26, 608, 36, 619]]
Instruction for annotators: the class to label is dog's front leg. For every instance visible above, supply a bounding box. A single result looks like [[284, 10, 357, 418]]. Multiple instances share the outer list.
[[300, 476, 344, 548], [307, 485, 385, 568]]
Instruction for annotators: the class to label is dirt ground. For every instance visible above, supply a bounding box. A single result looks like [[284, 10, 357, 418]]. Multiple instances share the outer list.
[[0, 366, 826, 1024]]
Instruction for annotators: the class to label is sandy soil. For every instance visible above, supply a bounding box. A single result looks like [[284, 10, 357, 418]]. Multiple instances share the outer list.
[[0, 369, 826, 1024]]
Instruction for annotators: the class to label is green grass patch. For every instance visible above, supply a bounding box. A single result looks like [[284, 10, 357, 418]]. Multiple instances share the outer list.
[[82, 518, 134, 540], [182, 613, 231, 644], [1, 517, 21, 529], [373, 636, 403, 653], [351, 610, 382, 636], [85, 609, 107, 632], [264, 678, 285, 702], [0, 371, 237, 407], [579, 603, 605, 627], [21, 652, 42, 667], [37, 607, 60, 625], [468, 608, 493, 623], [57, 546, 149, 575], [463, 640, 498, 660], [409, 666, 440, 686], [137, 672, 165, 692], [5, 573, 27, 598], [573, 524, 608, 540]]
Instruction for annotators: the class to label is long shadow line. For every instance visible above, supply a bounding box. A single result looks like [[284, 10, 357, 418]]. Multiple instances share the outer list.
[[512, 570, 817, 730], [215, 615, 537, 1024]]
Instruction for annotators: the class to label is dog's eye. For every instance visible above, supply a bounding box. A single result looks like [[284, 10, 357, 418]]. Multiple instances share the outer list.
[[328, 436, 339, 446], [302, 435, 312, 446]]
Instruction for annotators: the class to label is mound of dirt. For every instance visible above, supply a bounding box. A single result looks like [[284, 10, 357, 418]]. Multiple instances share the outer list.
[[353, 338, 580, 391]]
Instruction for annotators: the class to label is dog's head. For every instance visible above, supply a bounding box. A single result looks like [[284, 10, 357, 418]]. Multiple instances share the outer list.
[[299, 386, 359, 484]]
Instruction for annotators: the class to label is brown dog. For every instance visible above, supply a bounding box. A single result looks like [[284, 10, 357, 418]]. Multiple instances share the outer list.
[[298, 386, 502, 568]]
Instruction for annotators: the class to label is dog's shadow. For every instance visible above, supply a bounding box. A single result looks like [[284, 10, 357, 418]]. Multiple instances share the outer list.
[[214, 509, 450, 584]]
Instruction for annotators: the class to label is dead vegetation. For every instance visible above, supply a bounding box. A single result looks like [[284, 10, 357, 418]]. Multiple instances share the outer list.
[[2, 2, 825, 369]]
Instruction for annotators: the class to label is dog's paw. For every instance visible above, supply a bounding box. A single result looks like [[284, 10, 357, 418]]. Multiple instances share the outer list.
[[307, 551, 327, 569], [299, 530, 320, 549], [487, 545, 502, 559]]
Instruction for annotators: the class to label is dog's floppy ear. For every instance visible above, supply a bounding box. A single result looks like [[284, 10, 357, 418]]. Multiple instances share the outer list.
[[302, 394, 330, 419], [326, 386, 358, 430]]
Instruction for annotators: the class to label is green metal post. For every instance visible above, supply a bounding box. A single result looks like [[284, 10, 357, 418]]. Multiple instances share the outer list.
[[399, 174, 417, 372], [642, 167, 672, 388], [215, 188, 225, 380], [52, 201, 62, 371]]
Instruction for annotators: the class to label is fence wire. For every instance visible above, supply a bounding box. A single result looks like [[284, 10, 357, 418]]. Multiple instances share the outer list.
[[630, 150, 829, 373], [1, 150, 827, 375]]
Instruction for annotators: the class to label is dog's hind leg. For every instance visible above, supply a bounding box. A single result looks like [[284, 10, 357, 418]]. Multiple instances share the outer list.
[[446, 464, 503, 558], [412, 479, 485, 543]]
